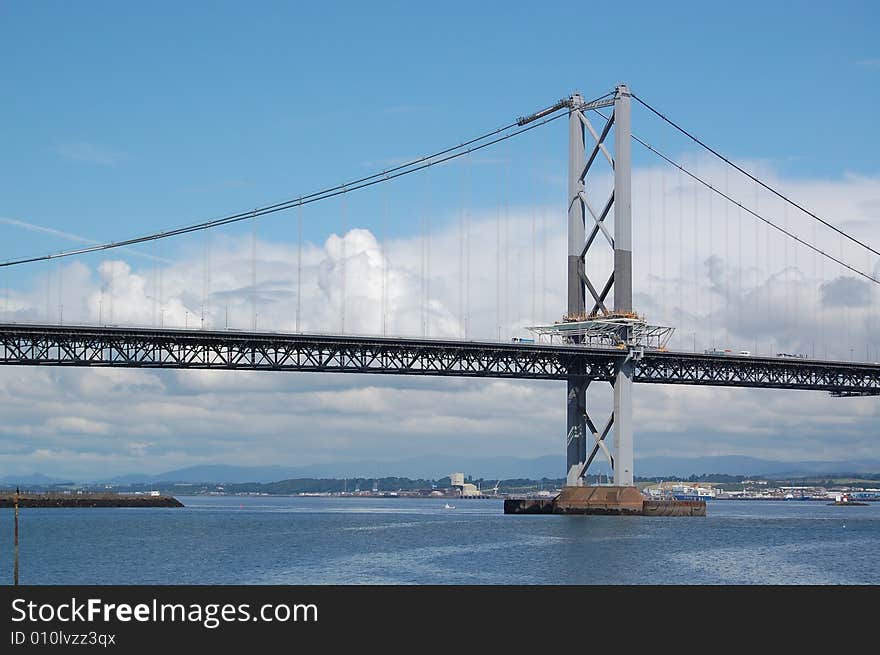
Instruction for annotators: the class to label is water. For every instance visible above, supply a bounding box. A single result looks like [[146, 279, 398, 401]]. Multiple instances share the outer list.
[[2, 496, 878, 584]]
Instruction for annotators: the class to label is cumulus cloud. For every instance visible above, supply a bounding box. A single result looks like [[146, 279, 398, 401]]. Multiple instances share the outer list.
[[1, 155, 879, 478], [820, 277, 871, 308]]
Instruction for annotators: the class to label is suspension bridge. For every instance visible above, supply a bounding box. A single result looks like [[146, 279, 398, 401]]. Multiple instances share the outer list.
[[1, 83, 878, 491]]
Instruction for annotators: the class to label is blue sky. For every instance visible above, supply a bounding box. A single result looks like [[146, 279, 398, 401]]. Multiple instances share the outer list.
[[1, 1, 879, 479], [2, 1, 878, 253]]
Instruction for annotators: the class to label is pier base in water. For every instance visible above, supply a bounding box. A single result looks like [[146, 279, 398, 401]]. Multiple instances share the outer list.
[[504, 486, 706, 516]]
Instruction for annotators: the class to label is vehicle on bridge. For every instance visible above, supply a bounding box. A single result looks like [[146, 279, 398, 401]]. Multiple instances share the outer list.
[[704, 348, 751, 356]]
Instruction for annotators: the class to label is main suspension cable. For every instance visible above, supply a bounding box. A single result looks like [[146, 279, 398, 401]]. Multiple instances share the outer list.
[[1, 96, 603, 268], [632, 93, 880, 259], [600, 106, 880, 286]]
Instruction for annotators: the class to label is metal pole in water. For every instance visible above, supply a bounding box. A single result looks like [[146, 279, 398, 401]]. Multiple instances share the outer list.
[[14, 485, 20, 586]]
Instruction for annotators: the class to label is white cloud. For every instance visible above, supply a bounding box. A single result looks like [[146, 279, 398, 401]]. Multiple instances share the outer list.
[[44, 417, 111, 436]]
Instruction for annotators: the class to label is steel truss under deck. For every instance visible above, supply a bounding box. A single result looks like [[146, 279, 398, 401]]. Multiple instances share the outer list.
[[1, 324, 878, 395]]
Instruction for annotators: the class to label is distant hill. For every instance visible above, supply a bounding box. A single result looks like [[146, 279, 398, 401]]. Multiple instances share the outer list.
[[105, 465, 301, 485], [0, 473, 73, 486], [102, 456, 563, 484], [92, 454, 880, 485]]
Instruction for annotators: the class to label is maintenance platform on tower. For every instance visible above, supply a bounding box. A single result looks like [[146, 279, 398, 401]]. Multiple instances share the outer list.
[[526, 310, 674, 350]]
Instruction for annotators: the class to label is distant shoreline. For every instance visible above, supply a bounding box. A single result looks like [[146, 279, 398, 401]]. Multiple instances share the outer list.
[[176, 492, 878, 502]]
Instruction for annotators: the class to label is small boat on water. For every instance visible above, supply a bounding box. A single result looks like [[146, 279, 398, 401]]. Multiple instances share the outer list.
[[443, 503, 455, 509], [828, 494, 869, 506]]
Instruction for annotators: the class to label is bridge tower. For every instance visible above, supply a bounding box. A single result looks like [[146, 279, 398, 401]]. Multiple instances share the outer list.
[[565, 84, 635, 487]]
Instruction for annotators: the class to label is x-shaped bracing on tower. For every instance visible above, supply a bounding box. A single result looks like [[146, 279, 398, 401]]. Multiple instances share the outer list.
[[566, 85, 635, 488]]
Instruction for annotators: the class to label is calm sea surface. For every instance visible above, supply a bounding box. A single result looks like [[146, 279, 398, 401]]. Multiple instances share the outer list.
[[1, 496, 878, 584]]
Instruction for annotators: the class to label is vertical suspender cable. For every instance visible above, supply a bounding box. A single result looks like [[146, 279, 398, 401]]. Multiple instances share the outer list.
[[842, 235, 848, 360], [793, 204, 799, 346], [540, 203, 546, 324], [530, 148, 536, 324], [504, 154, 510, 338], [108, 258, 114, 326], [812, 205, 817, 358], [755, 190, 778, 357], [648, 174, 653, 318], [502, 158, 507, 337], [724, 166, 729, 348], [783, 201, 789, 345], [251, 211, 257, 331], [158, 241, 164, 328], [50, 259, 61, 323], [297, 200, 303, 333], [57, 259, 62, 325], [528, 146, 534, 327], [737, 181, 742, 351], [496, 176, 501, 340], [459, 162, 464, 338], [202, 229, 209, 329], [382, 190, 388, 336], [419, 184, 427, 337], [426, 168, 432, 337], [820, 230, 825, 358], [466, 155, 471, 338], [694, 157, 699, 349], [678, 165, 684, 348], [341, 190, 347, 335], [708, 163, 713, 347], [152, 239, 158, 326], [99, 263, 104, 325], [753, 183, 759, 355], [661, 169, 666, 330], [45, 259, 50, 323], [206, 229, 211, 329], [540, 122, 548, 324], [867, 261, 872, 361]]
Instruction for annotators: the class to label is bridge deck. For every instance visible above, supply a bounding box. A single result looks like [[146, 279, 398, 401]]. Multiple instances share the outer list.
[[0, 324, 878, 395]]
